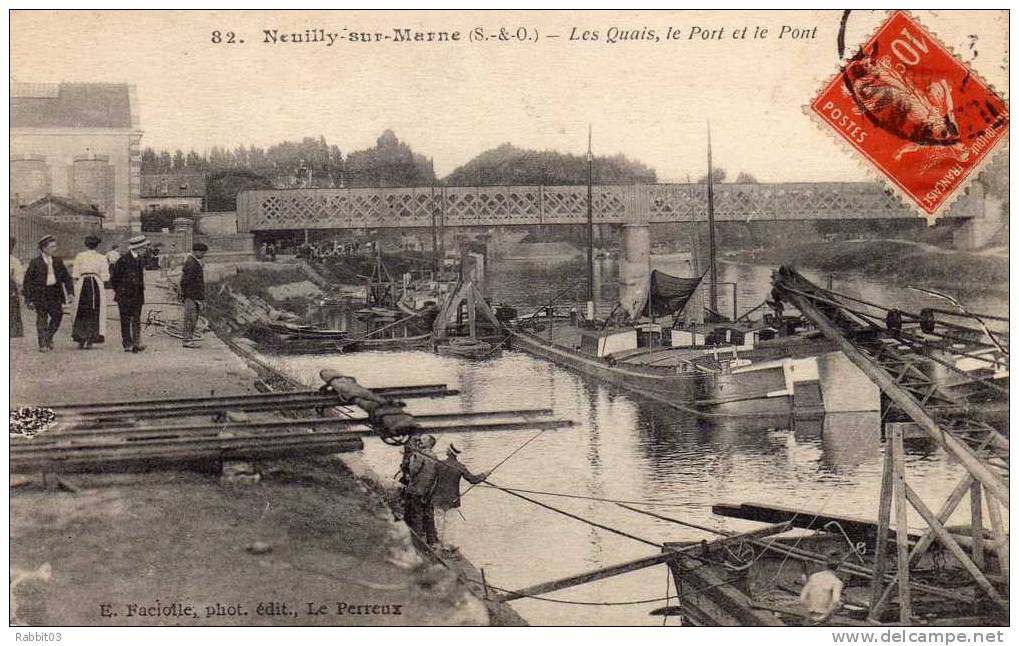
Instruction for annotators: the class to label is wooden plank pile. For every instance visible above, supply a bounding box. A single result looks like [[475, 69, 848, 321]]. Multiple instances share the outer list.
[[11, 377, 574, 474]]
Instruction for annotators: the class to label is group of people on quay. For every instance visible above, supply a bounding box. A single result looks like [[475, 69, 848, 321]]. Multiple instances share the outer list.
[[9, 233, 208, 353], [399, 436, 489, 552]]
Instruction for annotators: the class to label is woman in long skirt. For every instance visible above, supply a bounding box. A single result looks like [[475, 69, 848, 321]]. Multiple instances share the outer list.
[[10, 237, 24, 338], [71, 235, 110, 349]]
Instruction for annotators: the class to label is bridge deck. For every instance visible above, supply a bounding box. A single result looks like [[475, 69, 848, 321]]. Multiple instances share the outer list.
[[236, 183, 982, 231]]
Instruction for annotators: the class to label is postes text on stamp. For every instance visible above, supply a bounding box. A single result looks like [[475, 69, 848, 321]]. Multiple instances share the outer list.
[[810, 10, 1008, 217]]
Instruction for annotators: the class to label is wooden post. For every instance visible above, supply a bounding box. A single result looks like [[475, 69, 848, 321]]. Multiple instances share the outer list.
[[868, 436, 895, 618], [903, 483, 1007, 609], [970, 481, 985, 571], [480, 567, 491, 600], [495, 522, 791, 603], [871, 474, 975, 618], [439, 185, 446, 271], [985, 497, 1009, 577], [783, 284, 1008, 506], [467, 282, 477, 339], [890, 424, 912, 625]]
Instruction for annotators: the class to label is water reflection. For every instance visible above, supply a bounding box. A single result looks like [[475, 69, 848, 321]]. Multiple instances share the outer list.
[[278, 344, 973, 626], [487, 256, 1009, 320], [272, 255, 1004, 625]]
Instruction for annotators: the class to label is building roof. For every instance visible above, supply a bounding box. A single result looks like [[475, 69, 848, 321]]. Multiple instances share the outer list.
[[23, 194, 105, 218], [141, 173, 207, 198], [10, 82, 135, 129]]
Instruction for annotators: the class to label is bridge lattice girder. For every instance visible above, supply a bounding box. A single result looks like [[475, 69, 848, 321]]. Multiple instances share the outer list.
[[236, 182, 983, 231]]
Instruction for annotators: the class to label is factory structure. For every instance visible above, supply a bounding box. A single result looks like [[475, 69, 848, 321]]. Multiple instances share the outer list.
[[10, 82, 143, 229]]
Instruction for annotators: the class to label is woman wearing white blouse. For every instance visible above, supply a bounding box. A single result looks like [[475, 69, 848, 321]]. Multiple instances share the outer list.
[[10, 237, 24, 338], [71, 235, 111, 349]]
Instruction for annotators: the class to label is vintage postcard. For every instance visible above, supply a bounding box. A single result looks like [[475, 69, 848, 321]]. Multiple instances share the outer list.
[[7, 8, 1010, 638]]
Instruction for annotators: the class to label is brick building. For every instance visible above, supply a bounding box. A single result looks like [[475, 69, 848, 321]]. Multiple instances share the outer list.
[[10, 82, 143, 229], [21, 194, 105, 231], [141, 173, 207, 213]]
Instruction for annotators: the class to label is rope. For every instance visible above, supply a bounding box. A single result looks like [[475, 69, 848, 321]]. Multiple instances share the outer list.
[[474, 483, 693, 508], [477, 333, 512, 358], [735, 299, 768, 322], [461, 429, 545, 497], [663, 556, 671, 625], [484, 480, 662, 548], [397, 444, 661, 548], [905, 285, 1009, 356], [461, 570, 741, 608]]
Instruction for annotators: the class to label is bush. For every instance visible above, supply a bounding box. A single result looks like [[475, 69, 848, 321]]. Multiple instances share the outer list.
[[141, 207, 195, 232]]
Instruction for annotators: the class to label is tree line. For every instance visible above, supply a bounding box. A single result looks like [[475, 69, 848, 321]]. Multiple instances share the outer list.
[[142, 131, 766, 211], [141, 130, 435, 189], [142, 133, 665, 189]]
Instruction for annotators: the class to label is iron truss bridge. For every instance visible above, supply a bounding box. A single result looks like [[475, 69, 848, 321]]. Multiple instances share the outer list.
[[236, 182, 984, 231]]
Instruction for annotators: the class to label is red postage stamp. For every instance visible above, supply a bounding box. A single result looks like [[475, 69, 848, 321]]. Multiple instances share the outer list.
[[810, 11, 1009, 217]]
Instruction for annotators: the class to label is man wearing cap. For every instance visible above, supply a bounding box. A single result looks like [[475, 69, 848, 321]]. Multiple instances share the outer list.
[[403, 434, 440, 545], [111, 235, 149, 352], [22, 235, 74, 352], [180, 242, 208, 348], [432, 443, 489, 547]]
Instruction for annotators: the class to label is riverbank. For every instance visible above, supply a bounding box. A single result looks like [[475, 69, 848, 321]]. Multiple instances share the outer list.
[[729, 239, 1009, 296], [9, 270, 499, 626]]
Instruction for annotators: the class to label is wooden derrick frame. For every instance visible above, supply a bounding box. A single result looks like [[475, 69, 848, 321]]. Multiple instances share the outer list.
[[773, 268, 1008, 625]]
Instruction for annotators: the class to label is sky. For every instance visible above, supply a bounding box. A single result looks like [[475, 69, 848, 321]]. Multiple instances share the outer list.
[[10, 9, 1009, 182]]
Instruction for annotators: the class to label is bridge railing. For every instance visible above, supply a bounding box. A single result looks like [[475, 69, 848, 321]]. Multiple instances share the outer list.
[[236, 182, 983, 232]]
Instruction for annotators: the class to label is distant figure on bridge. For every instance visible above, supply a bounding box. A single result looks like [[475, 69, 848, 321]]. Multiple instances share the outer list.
[[799, 553, 843, 623]]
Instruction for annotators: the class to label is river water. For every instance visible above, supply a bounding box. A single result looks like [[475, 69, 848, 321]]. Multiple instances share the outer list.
[[276, 257, 1006, 626]]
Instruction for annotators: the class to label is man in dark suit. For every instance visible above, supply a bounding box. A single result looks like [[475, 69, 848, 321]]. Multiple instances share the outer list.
[[22, 235, 74, 352], [111, 235, 149, 353], [179, 241, 208, 348]]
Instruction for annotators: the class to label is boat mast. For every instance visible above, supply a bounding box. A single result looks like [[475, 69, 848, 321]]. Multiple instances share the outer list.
[[431, 183, 439, 275], [586, 124, 595, 309], [706, 123, 719, 315]]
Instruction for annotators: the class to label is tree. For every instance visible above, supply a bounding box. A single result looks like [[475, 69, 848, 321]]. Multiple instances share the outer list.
[[697, 168, 726, 184], [172, 150, 186, 171], [444, 143, 657, 186], [141, 147, 159, 174], [157, 151, 173, 173], [344, 130, 436, 188], [185, 150, 206, 171], [735, 172, 758, 184], [206, 170, 274, 212]]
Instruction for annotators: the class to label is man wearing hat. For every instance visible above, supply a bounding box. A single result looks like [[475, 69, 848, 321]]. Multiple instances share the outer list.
[[431, 443, 489, 547], [111, 235, 149, 352], [179, 242, 208, 348], [22, 235, 74, 351], [403, 434, 441, 545]]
